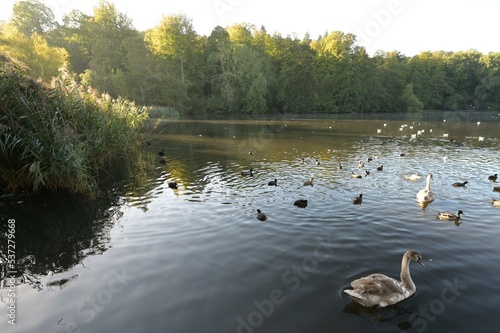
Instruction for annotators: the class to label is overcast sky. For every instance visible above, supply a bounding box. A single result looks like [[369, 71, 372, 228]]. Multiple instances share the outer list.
[[1, 0, 499, 56]]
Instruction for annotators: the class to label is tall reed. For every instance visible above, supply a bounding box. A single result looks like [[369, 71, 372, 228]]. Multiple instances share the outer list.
[[0, 55, 148, 195]]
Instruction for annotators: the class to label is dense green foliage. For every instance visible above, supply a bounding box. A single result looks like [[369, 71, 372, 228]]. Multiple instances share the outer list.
[[2, 0, 500, 116], [0, 55, 147, 194]]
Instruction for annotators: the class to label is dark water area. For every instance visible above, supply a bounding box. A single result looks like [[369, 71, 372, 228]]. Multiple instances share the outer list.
[[1, 113, 500, 333]]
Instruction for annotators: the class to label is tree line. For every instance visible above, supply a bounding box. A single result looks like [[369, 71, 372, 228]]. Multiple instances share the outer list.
[[1, 0, 500, 116]]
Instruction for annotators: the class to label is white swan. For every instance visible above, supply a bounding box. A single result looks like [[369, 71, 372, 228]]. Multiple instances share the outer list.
[[416, 174, 435, 203], [344, 250, 425, 307]]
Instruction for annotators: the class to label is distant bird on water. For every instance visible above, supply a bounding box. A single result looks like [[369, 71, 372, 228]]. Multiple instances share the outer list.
[[492, 199, 500, 207], [351, 172, 362, 179], [488, 174, 498, 182], [416, 174, 435, 204], [437, 210, 464, 221], [352, 193, 363, 205], [294, 199, 308, 208], [303, 178, 314, 186], [256, 209, 267, 221], [377, 165, 383, 171], [158, 148, 166, 156], [241, 168, 253, 176], [168, 182, 178, 189], [268, 179, 277, 186], [452, 181, 468, 187]]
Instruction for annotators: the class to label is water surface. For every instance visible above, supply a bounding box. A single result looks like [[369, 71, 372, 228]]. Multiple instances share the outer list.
[[1, 114, 500, 333]]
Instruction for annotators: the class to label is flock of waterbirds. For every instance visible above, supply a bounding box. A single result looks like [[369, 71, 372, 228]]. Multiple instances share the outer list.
[[154, 119, 499, 308]]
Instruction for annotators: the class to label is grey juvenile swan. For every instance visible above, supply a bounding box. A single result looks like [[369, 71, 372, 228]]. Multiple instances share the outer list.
[[344, 250, 425, 307]]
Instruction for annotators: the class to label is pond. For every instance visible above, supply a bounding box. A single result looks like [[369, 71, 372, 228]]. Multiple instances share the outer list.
[[1, 112, 500, 333]]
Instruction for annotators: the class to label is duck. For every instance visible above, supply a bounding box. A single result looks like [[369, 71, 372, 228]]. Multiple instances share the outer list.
[[436, 210, 464, 220], [358, 161, 365, 168], [248, 150, 254, 155], [256, 209, 267, 221], [337, 163, 343, 170], [303, 178, 314, 186], [416, 174, 435, 204], [268, 179, 277, 186], [367, 157, 373, 162], [493, 186, 500, 193], [351, 172, 362, 179], [488, 174, 498, 182], [400, 153, 406, 157], [364, 170, 370, 177], [293, 199, 308, 208], [376, 165, 383, 171], [492, 199, 500, 207], [344, 250, 425, 308], [452, 181, 468, 187], [168, 182, 178, 189], [352, 194, 363, 205], [315, 159, 321, 165], [159, 157, 166, 165], [158, 148, 166, 156], [241, 168, 253, 176]]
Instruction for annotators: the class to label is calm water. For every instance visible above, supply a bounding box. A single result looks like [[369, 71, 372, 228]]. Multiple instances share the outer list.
[[1, 114, 500, 333]]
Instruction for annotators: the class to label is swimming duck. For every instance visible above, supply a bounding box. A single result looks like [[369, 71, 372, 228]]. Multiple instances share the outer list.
[[364, 170, 370, 177], [159, 157, 166, 165], [416, 174, 435, 204], [452, 181, 468, 187], [358, 161, 365, 168], [158, 148, 166, 156], [344, 250, 425, 307], [256, 209, 267, 221], [337, 163, 343, 170], [492, 199, 500, 207], [352, 194, 363, 205], [488, 174, 498, 182], [367, 157, 373, 162], [241, 168, 253, 176], [493, 186, 500, 193], [315, 159, 321, 165], [168, 182, 178, 189], [376, 165, 383, 171], [248, 150, 254, 155], [268, 179, 277, 186], [351, 172, 362, 179], [294, 199, 308, 208], [436, 210, 464, 220], [303, 178, 314, 186]]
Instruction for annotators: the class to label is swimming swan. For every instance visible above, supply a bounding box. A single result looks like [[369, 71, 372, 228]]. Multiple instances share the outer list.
[[344, 250, 425, 307], [416, 174, 435, 203]]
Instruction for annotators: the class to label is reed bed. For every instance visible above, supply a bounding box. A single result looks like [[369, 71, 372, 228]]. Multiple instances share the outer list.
[[0, 55, 148, 195]]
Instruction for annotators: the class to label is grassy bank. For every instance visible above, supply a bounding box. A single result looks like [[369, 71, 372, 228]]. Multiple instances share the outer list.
[[0, 55, 148, 196]]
